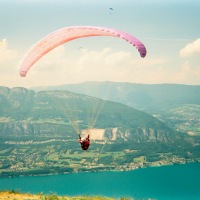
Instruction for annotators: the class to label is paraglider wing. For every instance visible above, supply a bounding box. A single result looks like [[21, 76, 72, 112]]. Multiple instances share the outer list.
[[19, 26, 147, 77]]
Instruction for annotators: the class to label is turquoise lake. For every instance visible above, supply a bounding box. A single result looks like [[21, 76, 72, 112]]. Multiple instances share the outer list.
[[0, 162, 200, 200]]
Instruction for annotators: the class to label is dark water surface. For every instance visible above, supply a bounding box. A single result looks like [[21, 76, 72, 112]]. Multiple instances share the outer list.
[[0, 162, 200, 200]]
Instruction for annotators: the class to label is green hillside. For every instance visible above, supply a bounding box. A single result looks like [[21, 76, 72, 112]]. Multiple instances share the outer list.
[[0, 86, 170, 137], [31, 82, 200, 135]]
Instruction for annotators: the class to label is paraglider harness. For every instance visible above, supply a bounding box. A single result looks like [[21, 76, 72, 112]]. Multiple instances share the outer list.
[[79, 134, 90, 151]]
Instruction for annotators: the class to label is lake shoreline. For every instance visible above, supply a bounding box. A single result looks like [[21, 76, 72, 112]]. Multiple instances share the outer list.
[[1, 159, 199, 179]]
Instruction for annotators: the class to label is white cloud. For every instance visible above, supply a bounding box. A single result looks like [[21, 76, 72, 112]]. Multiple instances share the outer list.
[[0, 39, 7, 48], [21, 46, 171, 86], [0, 39, 20, 74], [143, 61, 200, 85], [180, 38, 200, 57], [171, 61, 200, 84], [1, 42, 199, 87]]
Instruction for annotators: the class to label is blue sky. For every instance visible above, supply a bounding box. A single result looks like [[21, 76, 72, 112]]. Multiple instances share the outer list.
[[0, 0, 200, 87]]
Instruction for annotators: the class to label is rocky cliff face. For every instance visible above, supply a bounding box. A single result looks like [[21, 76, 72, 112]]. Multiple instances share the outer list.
[[0, 121, 66, 136], [114, 127, 176, 143], [0, 121, 173, 142], [77, 126, 177, 143]]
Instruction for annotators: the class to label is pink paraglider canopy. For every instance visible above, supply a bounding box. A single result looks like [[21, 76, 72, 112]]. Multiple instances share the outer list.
[[19, 26, 147, 77]]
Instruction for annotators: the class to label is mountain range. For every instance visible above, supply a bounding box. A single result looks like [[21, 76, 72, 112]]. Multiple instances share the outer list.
[[0, 86, 172, 141], [32, 81, 200, 112], [32, 82, 200, 136]]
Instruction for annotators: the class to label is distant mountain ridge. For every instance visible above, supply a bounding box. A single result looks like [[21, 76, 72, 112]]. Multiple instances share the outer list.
[[32, 81, 200, 112]]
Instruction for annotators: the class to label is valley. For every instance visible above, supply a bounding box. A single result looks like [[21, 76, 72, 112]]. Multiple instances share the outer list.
[[0, 132, 199, 177]]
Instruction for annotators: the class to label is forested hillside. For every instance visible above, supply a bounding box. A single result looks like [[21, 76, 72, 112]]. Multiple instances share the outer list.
[[0, 86, 171, 139], [31, 82, 200, 136]]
